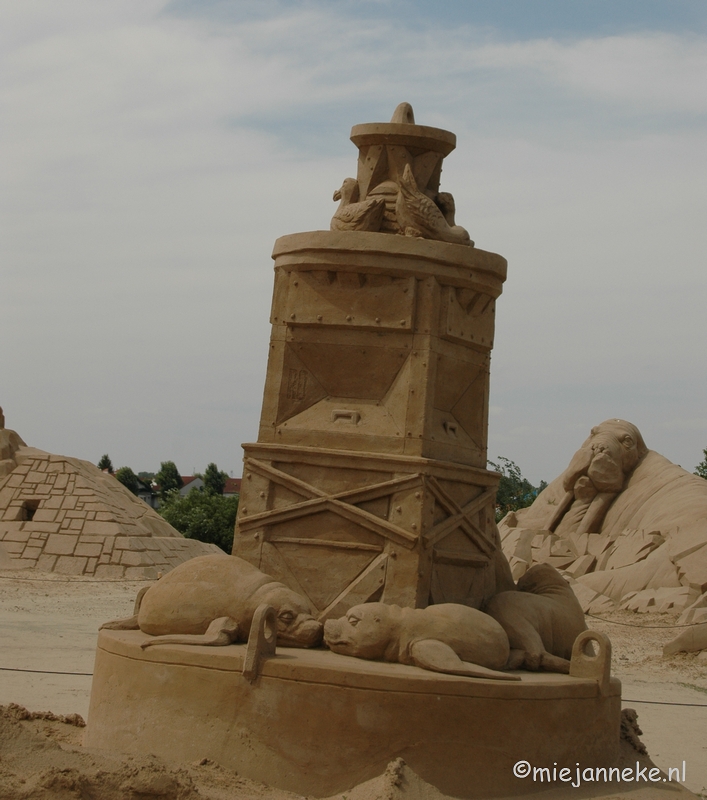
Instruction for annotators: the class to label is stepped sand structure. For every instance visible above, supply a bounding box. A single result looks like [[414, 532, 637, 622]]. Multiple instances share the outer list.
[[0, 412, 221, 577]]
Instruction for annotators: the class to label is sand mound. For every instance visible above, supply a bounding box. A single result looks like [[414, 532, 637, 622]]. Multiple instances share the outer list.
[[0, 705, 459, 800], [0, 704, 200, 800], [324, 758, 452, 800], [1, 703, 700, 800]]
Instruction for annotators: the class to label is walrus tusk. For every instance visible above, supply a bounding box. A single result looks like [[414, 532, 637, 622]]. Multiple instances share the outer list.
[[547, 490, 574, 532], [575, 491, 617, 535], [140, 616, 240, 649]]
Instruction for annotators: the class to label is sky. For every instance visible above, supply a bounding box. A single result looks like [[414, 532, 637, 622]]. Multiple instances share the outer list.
[[2, 0, 706, 484]]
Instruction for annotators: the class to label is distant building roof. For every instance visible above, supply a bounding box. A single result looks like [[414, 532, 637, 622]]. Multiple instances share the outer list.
[[224, 478, 241, 495], [179, 476, 203, 496]]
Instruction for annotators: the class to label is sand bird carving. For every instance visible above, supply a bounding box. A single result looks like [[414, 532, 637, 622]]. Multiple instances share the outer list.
[[330, 178, 386, 232], [395, 164, 473, 247]]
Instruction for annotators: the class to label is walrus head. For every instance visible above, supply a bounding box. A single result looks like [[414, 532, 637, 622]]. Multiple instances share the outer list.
[[255, 585, 323, 648], [563, 419, 647, 494], [323, 603, 399, 660]]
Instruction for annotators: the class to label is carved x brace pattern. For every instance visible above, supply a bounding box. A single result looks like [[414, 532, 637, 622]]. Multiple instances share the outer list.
[[239, 459, 421, 549], [239, 458, 497, 556]]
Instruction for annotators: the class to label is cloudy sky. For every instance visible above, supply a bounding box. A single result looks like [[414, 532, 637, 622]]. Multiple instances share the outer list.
[[2, 0, 706, 483]]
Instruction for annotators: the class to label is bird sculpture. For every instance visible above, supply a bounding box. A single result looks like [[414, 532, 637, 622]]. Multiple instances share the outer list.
[[436, 192, 457, 227], [395, 164, 473, 247], [330, 178, 385, 232]]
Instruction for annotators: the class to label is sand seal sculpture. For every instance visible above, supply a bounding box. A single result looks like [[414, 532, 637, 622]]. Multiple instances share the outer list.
[[101, 553, 323, 648], [323, 602, 520, 681], [485, 563, 587, 673]]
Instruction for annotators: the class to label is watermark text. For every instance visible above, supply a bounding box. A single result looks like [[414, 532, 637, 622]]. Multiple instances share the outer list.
[[513, 760, 686, 788]]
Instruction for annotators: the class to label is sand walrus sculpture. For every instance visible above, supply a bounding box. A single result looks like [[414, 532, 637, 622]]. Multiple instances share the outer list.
[[499, 419, 707, 614], [101, 553, 323, 649], [485, 563, 587, 673], [323, 602, 520, 681], [502, 418, 707, 539], [546, 418, 648, 537]]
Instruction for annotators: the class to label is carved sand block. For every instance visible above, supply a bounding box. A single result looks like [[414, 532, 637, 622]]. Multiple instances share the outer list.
[[323, 601, 519, 680], [86, 628, 621, 799], [100, 553, 323, 648], [235, 444, 516, 624], [663, 622, 707, 656], [234, 231, 510, 617], [232, 104, 510, 618]]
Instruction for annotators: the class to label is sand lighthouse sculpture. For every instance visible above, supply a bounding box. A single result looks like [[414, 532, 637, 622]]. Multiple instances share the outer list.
[[231, 103, 516, 615], [87, 104, 620, 800]]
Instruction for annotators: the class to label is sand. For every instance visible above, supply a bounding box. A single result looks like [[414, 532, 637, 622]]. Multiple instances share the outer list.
[[1, 570, 706, 800]]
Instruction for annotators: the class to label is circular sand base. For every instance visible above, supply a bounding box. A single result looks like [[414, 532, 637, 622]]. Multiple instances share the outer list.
[[85, 630, 621, 798]]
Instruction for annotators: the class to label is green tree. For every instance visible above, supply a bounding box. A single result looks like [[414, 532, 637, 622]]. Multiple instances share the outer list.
[[97, 454, 114, 473], [488, 457, 546, 523], [159, 489, 238, 553], [155, 461, 183, 498], [695, 448, 707, 480], [115, 466, 139, 495], [202, 462, 229, 495]]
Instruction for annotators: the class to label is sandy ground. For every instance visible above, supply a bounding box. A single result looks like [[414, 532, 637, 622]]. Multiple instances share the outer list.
[[1, 570, 706, 799]]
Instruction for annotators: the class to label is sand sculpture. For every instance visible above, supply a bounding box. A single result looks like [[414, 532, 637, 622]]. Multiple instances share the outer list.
[[87, 105, 622, 799], [0, 407, 26, 480], [324, 601, 519, 680], [331, 178, 386, 232], [485, 563, 587, 672], [499, 418, 707, 623], [396, 163, 472, 245], [663, 621, 707, 656], [101, 553, 322, 648], [0, 412, 221, 576], [231, 102, 516, 619]]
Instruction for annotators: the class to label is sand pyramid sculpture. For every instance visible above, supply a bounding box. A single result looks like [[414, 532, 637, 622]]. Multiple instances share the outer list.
[[0, 409, 221, 577], [499, 418, 707, 623]]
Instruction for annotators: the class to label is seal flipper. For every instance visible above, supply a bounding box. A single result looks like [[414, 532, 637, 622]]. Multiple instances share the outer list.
[[140, 616, 240, 650], [100, 615, 140, 631], [99, 584, 152, 631], [410, 639, 521, 682], [506, 648, 525, 670], [537, 652, 571, 674]]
